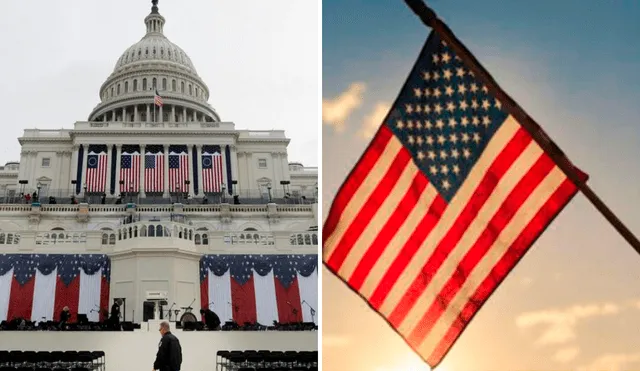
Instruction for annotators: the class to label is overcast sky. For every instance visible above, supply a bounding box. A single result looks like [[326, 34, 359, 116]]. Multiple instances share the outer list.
[[0, 0, 318, 167]]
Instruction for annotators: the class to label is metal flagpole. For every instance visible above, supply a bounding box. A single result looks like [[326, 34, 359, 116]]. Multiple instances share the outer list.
[[153, 89, 156, 123], [403, 0, 640, 255]]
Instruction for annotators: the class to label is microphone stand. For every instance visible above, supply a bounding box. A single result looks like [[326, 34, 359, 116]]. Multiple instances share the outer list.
[[301, 300, 316, 324], [166, 303, 176, 321]]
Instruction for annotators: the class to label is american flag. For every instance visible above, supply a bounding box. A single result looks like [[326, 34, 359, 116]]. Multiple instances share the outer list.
[[154, 90, 163, 107], [144, 151, 165, 193], [85, 148, 108, 193], [120, 149, 140, 193], [323, 33, 587, 367], [169, 147, 189, 192], [0, 254, 111, 323], [200, 254, 318, 325], [202, 145, 224, 193]]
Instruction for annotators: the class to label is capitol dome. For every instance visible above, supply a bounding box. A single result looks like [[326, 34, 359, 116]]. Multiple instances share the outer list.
[[88, 0, 220, 123]]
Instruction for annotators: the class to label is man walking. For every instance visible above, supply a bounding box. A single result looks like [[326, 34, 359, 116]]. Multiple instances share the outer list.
[[153, 321, 182, 371]]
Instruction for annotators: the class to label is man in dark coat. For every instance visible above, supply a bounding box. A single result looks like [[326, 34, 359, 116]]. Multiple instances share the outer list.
[[153, 321, 182, 371], [200, 308, 221, 330], [109, 299, 122, 330]]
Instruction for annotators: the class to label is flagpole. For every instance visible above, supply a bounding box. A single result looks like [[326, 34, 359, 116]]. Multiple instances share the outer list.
[[403, 0, 640, 255]]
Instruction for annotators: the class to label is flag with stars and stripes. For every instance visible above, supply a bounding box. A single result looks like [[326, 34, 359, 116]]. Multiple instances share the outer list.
[[120, 148, 141, 193], [200, 254, 318, 325], [202, 145, 224, 193], [169, 146, 189, 193], [85, 146, 108, 193], [323, 32, 588, 367], [145, 149, 165, 193], [0, 254, 111, 323]]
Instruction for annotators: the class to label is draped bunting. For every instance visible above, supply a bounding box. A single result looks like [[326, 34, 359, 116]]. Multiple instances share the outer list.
[[0, 254, 111, 323], [200, 254, 318, 325]]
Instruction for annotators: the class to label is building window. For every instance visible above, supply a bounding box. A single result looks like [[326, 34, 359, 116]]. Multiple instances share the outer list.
[[258, 159, 267, 169], [152, 78, 157, 89], [143, 78, 147, 91], [162, 78, 167, 90], [133, 79, 138, 91], [189, 84, 192, 95], [111, 87, 114, 97], [41, 158, 50, 167], [181, 82, 185, 93], [195, 87, 199, 97], [117, 84, 121, 95], [125, 81, 129, 92], [172, 79, 176, 91]]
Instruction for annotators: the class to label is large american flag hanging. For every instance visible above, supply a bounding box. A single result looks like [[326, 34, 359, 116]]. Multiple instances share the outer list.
[[202, 145, 224, 193], [169, 145, 189, 192], [200, 254, 318, 325], [145, 145, 165, 193], [0, 254, 111, 323], [85, 145, 108, 193], [120, 145, 140, 193], [323, 33, 588, 367]]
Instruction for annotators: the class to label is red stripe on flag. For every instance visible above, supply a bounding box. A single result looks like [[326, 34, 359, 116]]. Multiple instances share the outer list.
[[274, 277, 303, 324], [368, 127, 532, 310], [99, 276, 110, 322], [403, 154, 555, 340], [6, 276, 35, 321], [53, 276, 80, 322], [426, 178, 579, 366], [323, 126, 394, 241], [348, 172, 430, 290], [230, 276, 257, 325], [326, 148, 413, 270], [200, 277, 209, 319]]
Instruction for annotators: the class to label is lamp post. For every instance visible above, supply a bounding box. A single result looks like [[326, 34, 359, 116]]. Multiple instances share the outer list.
[[36, 183, 41, 203], [184, 180, 190, 204], [18, 180, 28, 202], [267, 183, 272, 203]]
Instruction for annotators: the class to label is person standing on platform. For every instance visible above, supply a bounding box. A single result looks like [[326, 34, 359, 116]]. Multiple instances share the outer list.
[[109, 299, 122, 330], [153, 321, 182, 371]]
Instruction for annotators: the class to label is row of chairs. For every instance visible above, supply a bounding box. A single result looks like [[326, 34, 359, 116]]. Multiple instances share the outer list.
[[0, 351, 105, 371], [216, 350, 317, 371]]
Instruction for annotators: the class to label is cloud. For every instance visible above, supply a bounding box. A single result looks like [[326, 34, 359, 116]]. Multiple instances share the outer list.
[[323, 82, 366, 132], [323, 335, 351, 348], [578, 353, 640, 371], [554, 346, 580, 363], [359, 102, 391, 140], [515, 302, 620, 345]]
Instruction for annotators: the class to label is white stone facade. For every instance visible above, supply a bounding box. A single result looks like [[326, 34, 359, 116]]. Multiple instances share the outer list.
[[0, 1, 318, 324]]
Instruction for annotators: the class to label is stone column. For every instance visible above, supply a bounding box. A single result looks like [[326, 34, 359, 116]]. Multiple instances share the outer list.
[[105, 145, 113, 195], [114, 144, 122, 195], [229, 145, 239, 195], [70, 145, 79, 193], [187, 145, 195, 197], [182, 107, 187, 122], [159, 105, 163, 123], [235, 150, 245, 196], [271, 152, 280, 186], [122, 107, 126, 122], [245, 152, 254, 196], [29, 152, 38, 189], [146, 105, 151, 122], [134, 106, 139, 122], [163, 145, 170, 197], [220, 145, 228, 191], [81, 145, 89, 196], [196, 144, 203, 195], [139, 144, 146, 198]]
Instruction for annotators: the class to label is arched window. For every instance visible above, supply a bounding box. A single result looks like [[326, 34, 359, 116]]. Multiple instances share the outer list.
[[117, 84, 121, 95], [202, 234, 208, 245], [195, 87, 199, 97], [133, 79, 138, 91], [162, 78, 167, 90], [189, 84, 192, 95], [143, 78, 147, 91], [148, 225, 155, 237], [152, 78, 157, 89], [172, 79, 176, 91], [125, 81, 129, 92], [156, 225, 163, 237], [111, 87, 114, 97], [195, 235, 201, 245], [181, 81, 185, 93]]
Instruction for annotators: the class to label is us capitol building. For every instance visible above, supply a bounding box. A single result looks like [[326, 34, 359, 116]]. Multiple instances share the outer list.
[[0, 0, 318, 327]]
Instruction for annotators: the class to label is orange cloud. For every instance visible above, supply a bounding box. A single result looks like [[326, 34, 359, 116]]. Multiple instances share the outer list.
[[322, 82, 366, 132], [359, 102, 391, 140]]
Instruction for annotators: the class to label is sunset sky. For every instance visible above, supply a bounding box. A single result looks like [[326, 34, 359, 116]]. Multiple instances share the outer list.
[[322, 1, 640, 370]]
